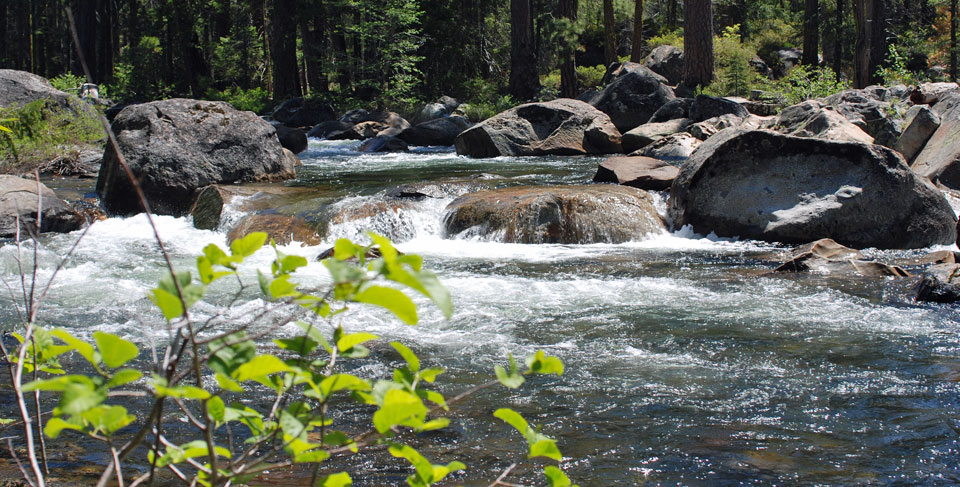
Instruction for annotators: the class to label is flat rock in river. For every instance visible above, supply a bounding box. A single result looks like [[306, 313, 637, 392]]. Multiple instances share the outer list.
[[0, 175, 84, 238], [442, 185, 665, 244]]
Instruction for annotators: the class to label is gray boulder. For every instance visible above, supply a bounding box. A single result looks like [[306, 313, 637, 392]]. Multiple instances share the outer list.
[[911, 94, 960, 189], [454, 98, 622, 157], [271, 97, 336, 127], [822, 89, 902, 147], [0, 69, 79, 108], [97, 99, 296, 216], [594, 156, 680, 190], [442, 185, 666, 244], [643, 45, 685, 86], [399, 116, 471, 146], [636, 133, 701, 162], [688, 114, 764, 140], [894, 105, 940, 163], [915, 264, 960, 303], [773, 48, 803, 77], [586, 63, 676, 132], [0, 175, 84, 238], [772, 101, 874, 143], [275, 125, 308, 154], [307, 120, 354, 139], [689, 95, 749, 122], [358, 135, 408, 152], [668, 129, 957, 249], [622, 118, 691, 153], [648, 98, 693, 123]]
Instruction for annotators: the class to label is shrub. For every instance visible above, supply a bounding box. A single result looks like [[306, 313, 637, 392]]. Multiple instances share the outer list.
[[876, 44, 925, 87], [49, 73, 85, 93], [751, 18, 799, 68], [646, 30, 684, 50], [205, 86, 273, 114], [757, 65, 850, 105], [705, 25, 760, 98], [1, 229, 577, 487], [576, 64, 606, 90], [0, 99, 105, 172]]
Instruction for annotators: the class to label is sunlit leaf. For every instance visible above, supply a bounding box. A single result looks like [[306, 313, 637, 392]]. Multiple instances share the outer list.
[[230, 232, 268, 259], [544, 466, 577, 487], [353, 286, 417, 324], [233, 355, 293, 382], [373, 389, 426, 433], [390, 341, 420, 373], [320, 472, 352, 487], [94, 332, 138, 369]]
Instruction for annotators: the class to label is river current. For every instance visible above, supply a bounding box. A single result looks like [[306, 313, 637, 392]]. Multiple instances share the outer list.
[[2, 140, 959, 486]]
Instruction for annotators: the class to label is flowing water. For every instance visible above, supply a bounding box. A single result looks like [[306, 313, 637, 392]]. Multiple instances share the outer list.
[[2, 140, 960, 486]]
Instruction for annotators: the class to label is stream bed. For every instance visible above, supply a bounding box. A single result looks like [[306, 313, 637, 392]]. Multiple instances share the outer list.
[[2, 140, 960, 486]]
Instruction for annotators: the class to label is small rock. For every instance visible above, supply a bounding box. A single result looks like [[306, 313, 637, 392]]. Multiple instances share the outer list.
[[915, 264, 960, 303], [0, 175, 84, 238], [594, 156, 680, 190], [622, 118, 691, 153], [636, 133, 701, 162], [772, 238, 909, 277], [226, 214, 323, 246]]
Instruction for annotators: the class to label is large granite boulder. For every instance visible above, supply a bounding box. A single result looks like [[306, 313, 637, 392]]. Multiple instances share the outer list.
[[0, 175, 84, 238], [271, 97, 336, 127], [97, 99, 297, 216], [894, 105, 940, 163], [689, 95, 749, 122], [399, 116, 471, 146], [442, 185, 665, 244], [772, 101, 874, 143], [911, 93, 960, 189], [594, 156, 679, 190], [308, 120, 355, 139], [668, 129, 957, 249], [0, 69, 78, 108], [636, 133, 701, 162], [275, 125, 308, 154], [643, 45, 685, 86], [586, 63, 676, 132], [648, 98, 693, 123], [358, 135, 408, 152], [454, 99, 622, 157], [822, 88, 902, 147]]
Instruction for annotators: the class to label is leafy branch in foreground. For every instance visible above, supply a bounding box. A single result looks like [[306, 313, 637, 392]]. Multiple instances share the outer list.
[[3, 231, 574, 487]]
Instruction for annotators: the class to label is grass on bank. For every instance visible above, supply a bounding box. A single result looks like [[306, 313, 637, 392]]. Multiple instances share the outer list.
[[0, 99, 106, 175]]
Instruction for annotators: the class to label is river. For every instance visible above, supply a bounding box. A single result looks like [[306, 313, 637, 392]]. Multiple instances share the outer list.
[[2, 139, 959, 486]]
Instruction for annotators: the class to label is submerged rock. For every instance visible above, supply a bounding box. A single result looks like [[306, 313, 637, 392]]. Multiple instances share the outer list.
[[773, 238, 909, 277], [915, 264, 960, 303], [226, 214, 323, 246], [668, 129, 958, 249], [0, 175, 84, 238], [442, 185, 665, 244], [454, 99, 622, 157], [97, 99, 296, 216]]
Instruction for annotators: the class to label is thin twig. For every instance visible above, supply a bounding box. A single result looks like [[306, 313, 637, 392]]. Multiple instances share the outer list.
[[6, 438, 37, 487], [488, 463, 518, 487]]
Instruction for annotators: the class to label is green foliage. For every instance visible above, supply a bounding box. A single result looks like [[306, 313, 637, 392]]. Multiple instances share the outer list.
[[757, 65, 850, 105], [705, 25, 759, 97], [0, 100, 105, 172], [459, 79, 517, 122], [7, 231, 574, 486], [205, 86, 272, 114], [646, 30, 684, 49], [876, 44, 925, 87], [49, 73, 85, 93], [751, 18, 799, 69]]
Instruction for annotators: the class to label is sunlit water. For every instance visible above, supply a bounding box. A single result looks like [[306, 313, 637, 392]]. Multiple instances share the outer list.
[[2, 139, 960, 486]]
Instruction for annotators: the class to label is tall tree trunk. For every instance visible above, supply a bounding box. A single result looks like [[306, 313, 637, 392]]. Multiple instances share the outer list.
[[508, 0, 539, 101], [834, 0, 844, 81], [802, 0, 819, 65], [559, 0, 579, 98], [667, 0, 678, 31], [868, 0, 887, 85], [300, 13, 326, 94], [72, 0, 97, 78], [853, 0, 872, 88], [631, 0, 644, 62], [603, 0, 617, 65], [682, 0, 714, 88], [126, 0, 140, 58], [952, 0, 958, 81], [268, 0, 302, 100]]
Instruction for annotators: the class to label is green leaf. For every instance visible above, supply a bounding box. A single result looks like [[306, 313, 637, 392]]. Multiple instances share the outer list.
[[544, 466, 577, 487], [372, 389, 426, 434], [275, 336, 319, 356], [44, 417, 83, 438], [215, 372, 244, 392], [196, 255, 232, 284], [333, 238, 360, 260], [105, 369, 142, 389], [527, 350, 564, 376], [417, 418, 450, 432], [269, 274, 299, 299], [207, 396, 226, 423], [232, 355, 292, 382], [57, 381, 106, 415], [320, 472, 352, 487], [277, 254, 308, 274], [202, 243, 230, 267], [150, 288, 184, 320], [495, 365, 525, 389], [354, 286, 417, 324], [50, 329, 97, 367], [230, 232, 268, 259], [419, 367, 444, 383], [336, 332, 378, 353], [421, 390, 447, 410], [93, 332, 138, 369], [388, 444, 465, 485], [81, 405, 135, 435], [530, 439, 563, 461], [390, 342, 420, 373], [493, 408, 530, 437], [319, 374, 371, 398], [208, 333, 256, 376]]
